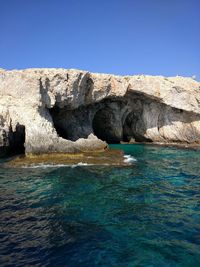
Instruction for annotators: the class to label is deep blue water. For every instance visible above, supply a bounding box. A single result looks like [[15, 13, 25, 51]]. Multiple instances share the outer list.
[[0, 144, 200, 267]]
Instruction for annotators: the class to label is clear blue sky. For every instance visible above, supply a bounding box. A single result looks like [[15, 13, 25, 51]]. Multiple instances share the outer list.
[[0, 0, 199, 79]]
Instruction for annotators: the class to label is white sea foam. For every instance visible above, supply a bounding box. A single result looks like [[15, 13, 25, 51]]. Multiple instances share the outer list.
[[71, 162, 93, 168], [23, 164, 68, 169], [22, 162, 95, 169], [123, 154, 137, 164], [22, 157, 136, 168]]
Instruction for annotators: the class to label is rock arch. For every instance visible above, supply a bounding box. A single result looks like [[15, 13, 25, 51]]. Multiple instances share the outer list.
[[92, 106, 123, 143], [123, 111, 152, 142]]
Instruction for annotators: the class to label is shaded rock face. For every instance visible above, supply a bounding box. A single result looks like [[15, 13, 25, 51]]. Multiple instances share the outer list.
[[0, 68, 200, 156], [50, 94, 200, 144]]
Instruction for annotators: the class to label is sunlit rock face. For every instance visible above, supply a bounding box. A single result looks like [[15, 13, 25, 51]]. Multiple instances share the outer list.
[[0, 68, 200, 155]]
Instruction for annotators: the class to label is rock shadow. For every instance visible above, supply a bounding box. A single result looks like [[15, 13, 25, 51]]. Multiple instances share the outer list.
[[8, 123, 25, 155]]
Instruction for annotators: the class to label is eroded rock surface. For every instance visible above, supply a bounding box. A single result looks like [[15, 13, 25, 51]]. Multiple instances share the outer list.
[[0, 68, 200, 156]]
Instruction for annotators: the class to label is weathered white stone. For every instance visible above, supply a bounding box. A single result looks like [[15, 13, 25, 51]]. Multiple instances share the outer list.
[[0, 68, 200, 155]]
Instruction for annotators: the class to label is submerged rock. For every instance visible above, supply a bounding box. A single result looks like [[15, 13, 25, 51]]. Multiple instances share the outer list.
[[3, 149, 128, 168], [0, 68, 200, 156]]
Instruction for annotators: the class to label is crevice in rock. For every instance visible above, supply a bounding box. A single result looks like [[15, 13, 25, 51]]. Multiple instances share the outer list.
[[8, 123, 26, 155]]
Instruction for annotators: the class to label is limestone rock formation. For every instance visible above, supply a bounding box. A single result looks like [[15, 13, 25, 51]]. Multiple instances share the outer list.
[[0, 68, 200, 156]]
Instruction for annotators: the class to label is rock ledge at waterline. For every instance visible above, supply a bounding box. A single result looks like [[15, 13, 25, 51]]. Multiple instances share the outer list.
[[0, 68, 200, 156]]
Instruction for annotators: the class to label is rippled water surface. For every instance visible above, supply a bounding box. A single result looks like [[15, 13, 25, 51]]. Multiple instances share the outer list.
[[0, 144, 200, 266]]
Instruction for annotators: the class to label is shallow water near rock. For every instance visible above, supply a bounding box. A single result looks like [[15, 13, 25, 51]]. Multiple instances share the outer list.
[[0, 144, 200, 266]]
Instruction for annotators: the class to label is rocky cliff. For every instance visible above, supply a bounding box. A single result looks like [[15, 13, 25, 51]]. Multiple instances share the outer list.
[[0, 68, 200, 156]]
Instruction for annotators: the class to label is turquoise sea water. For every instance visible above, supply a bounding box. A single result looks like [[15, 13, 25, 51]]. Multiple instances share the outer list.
[[0, 144, 200, 267]]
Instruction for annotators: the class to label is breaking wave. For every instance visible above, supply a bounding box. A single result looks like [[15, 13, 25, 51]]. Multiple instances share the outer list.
[[123, 154, 137, 164]]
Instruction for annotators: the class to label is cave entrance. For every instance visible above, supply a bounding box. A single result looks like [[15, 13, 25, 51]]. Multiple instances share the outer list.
[[49, 106, 69, 140], [123, 112, 152, 142], [9, 123, 26, 155], [92, 107, 122, 143]]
